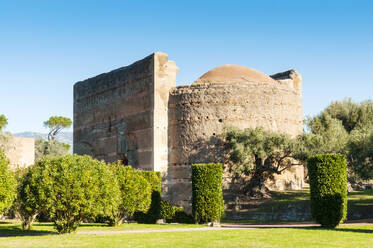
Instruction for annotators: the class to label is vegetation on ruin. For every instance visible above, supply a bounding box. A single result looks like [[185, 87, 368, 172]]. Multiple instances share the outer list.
[[192, 163, 225, 223], [308, 154, 348, 228]]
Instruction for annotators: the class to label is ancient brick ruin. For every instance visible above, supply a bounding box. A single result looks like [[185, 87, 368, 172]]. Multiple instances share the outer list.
[[74, 52, 304, 212]]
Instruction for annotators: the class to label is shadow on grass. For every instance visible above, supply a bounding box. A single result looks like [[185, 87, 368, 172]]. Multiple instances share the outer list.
[[0, 226, 56, 237], [79, 223, 110, 227], [222, 224, 373, 234], [294, 226, 373, 234]]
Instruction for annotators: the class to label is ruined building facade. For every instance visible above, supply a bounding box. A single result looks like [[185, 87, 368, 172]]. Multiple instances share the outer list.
[[74, 52, 304, 212]]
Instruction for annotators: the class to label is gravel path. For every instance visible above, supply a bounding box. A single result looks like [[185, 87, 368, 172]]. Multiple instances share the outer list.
[[76, 221, 373, 235], [75, 223, 318, 235]]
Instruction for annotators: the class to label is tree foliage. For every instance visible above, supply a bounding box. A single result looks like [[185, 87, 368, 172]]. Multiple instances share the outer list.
[[34, 138, 70, 161], [160, 200, 183, 223], [43, 116, 72, 141], [305, 99, 373, 180], [16, 165, 42, 230], [0, 149, 16, 214], [25, 155, 120, 233], [302, 113, 349, 156], [348, 124, 373, 180], [0, 115, 8, 132], [225, 127, 303, 196], [109, 163, 151, 226], [324, 99, 373, 133], [133, 171, 162, 224]]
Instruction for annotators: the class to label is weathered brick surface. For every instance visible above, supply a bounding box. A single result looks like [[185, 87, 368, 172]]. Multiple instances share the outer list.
[[74, 53, 156, 168]]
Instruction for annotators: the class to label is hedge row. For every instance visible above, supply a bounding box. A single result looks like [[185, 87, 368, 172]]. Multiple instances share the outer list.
[[308, 154, 347, 228]]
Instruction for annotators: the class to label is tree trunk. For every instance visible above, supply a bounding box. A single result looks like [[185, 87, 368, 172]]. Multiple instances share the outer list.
[[22, 214, 37, 230], [245, 156, 270, 197]]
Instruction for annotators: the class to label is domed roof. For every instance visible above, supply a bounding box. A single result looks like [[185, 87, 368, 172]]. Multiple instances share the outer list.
[[193, 64, 276, 84]]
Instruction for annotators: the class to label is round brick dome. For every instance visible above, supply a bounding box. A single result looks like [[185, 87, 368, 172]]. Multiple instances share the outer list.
[[193, 64, 276, 84]]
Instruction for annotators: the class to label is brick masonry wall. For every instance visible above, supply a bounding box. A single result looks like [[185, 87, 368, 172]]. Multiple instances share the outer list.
[[167, 79, 303, 213], [74, 54, 156, 169]]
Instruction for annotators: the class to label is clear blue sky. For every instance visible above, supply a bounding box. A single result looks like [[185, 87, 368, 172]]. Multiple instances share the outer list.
[[1, 0, 372, 133]]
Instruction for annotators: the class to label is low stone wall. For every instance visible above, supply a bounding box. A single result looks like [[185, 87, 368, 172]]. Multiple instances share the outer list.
[[5, 136, 35, 168]]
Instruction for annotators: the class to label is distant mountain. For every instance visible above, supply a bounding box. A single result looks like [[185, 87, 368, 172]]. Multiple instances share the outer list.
[[13, 131, 73, 152]]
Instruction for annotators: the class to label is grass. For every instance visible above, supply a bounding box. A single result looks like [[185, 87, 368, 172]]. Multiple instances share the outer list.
[[0, 189, 371, 247], [0, 222, 372, 247]]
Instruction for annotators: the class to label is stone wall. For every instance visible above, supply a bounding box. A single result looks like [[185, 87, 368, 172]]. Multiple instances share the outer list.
[[167, 75, 303, 212], [5, 136, 35, 169], [74, 52, 178, 171]]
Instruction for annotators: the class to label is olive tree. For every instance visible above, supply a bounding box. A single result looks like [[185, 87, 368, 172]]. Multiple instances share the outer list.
[[348, 125, 373, 180], [225, 127, 303, 197], [305, 99, 373, 180], [109, 163, 151, 226]]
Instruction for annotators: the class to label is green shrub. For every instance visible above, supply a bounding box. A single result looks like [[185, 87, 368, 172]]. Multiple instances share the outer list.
[[133, 170, 161, 223], [192, 163, 225, 223], [160, 200, 183, 223], [17, 165, 43, 230], [172, 211, 194, 224], [109, 163, 152, 226], [0, 149, 16, 214], [36, 155, 120, 233], [308, 154, 347, 228]]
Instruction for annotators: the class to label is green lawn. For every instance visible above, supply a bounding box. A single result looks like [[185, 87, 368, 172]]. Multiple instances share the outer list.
[[0, 223, 372, 248], [0, 189, 372, 247]]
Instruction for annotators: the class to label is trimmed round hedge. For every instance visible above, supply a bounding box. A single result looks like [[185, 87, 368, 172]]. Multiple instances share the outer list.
[[192, 163, 225, 223], [307, 154, 347, 228]]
